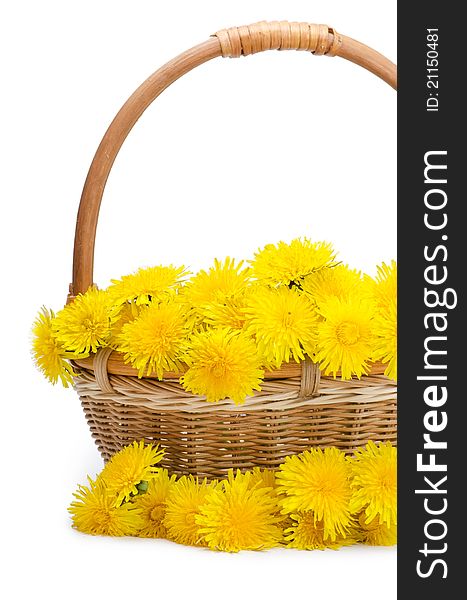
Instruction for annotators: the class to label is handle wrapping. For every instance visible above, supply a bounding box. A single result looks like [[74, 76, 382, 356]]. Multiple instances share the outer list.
[[69, 21, 397, 300], [215, 22, 342, 57]]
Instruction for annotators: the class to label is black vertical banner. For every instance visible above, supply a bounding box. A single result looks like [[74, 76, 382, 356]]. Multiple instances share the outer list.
[[398, 3, 464, 597]]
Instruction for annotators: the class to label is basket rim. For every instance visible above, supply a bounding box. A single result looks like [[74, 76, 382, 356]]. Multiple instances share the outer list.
[[74, 366, 397, 413], [73, 350, 389, 381]]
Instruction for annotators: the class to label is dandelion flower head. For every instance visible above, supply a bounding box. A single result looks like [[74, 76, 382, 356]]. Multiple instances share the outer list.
[[245, 286, 318, 368], [276, 447, 352, 541], [284, 511, 356, 550], [372, 298, 397, 380], [133, 468, 176, 538], [116, 299, 188, 378], [315, 296, 375, 379], [251, 238, 336, 286], [32, 307, 76, 386], [164, 475, 219, 546], [365, 260, 397, 310], [107, 264, 187, 306], [68, 477, 143, 536], [250, 467, 277, 490], [181, 328, 263, 405], [302, 265, 362, 305], [54, 287, 120, 355], [196, 470, 282, 552], [100, 441, 165, 506], [183, 258, 251, 329], [357, 513, 397, 546], [349, 441, 397, 527]]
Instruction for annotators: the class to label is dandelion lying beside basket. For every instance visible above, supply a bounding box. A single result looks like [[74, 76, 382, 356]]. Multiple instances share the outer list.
[[69, 440, 397, 552]]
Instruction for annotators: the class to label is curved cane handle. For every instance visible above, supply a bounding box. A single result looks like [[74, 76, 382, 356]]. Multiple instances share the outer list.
[[69, 21, 396, 299]]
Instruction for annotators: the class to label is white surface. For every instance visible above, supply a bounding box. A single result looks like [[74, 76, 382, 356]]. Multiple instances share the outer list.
[[0, 1, 396, 599]]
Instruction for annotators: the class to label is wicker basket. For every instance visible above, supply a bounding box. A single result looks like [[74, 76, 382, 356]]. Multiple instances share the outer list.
[[69, 21, 397, 479]]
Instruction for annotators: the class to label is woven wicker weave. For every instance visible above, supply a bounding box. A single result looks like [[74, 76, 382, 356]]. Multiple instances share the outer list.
[[69, 21, 397, 478]]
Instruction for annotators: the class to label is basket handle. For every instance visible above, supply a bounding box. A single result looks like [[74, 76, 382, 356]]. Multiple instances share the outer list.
[[69, 21, 397, 299]]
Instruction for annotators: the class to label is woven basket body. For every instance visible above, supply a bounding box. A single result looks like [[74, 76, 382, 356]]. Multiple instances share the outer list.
[[74, 354, 396, 479], [69, 21, 397, 478]]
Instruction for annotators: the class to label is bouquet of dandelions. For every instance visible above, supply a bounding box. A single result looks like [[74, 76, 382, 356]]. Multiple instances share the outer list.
[[32, 237, 397, 404]]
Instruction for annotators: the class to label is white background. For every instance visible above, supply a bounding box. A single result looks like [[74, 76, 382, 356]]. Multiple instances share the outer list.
[[0, 1, 396, 599]]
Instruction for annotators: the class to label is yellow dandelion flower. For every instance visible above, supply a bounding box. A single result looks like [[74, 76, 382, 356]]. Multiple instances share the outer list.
[[196, 470, 283, 552], [109, 301, 141, 342], [250, 467, 277, 490], [245, 286, 318, 367], [180, 328, 264, 405], [200, 296, 249, 330], [100, 441, 165, 506], [315, 296, 375, 379], [164, 475, 219, 546], [249, 468, 289, 528], [32, 307, 76, 387], [284, 511, 357, 550], [276, 447, 352, 541], [68, 477, 143, 536], [54, 287, 120, 355], [365, 260, 397, 310], [357, 513, 397, 546], [183, 258, 251, 329], [115, 300, 188, 378], [107, 264, 187, 306], [349, 441, 397, 527], [185, 258, 250, 306], [132, 469, 176, 538], [279, 514, 295, 540], [302, 265, 362, 305], [250, 237, 337, 286], [372, 298, 397, 380]]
